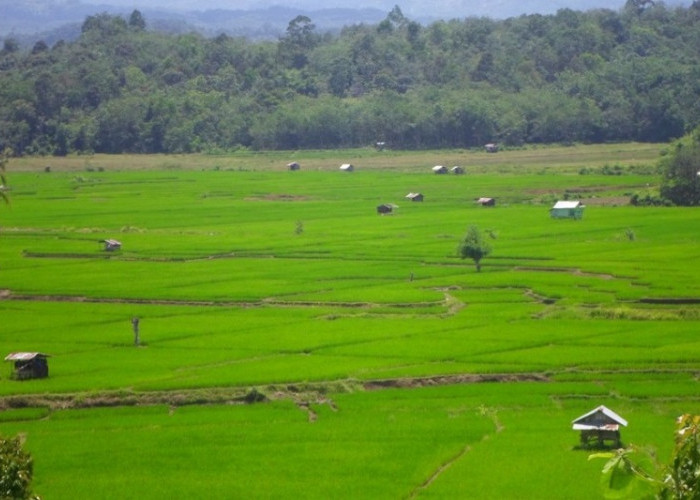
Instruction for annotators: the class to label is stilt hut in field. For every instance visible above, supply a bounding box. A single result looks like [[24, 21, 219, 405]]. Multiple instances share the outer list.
[[5, 352, 50, 380], [550, 201, 585, 219], [287, 162, 300, 171], [340, 163, 354, 172], [432, 165, 447, 174], [451, 166, 465, 174], [572, 405, 627, 448]]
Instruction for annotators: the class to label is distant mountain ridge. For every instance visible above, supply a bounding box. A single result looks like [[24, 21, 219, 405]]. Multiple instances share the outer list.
[[0, 0, 691, 47], [0, 1, 389, 46]]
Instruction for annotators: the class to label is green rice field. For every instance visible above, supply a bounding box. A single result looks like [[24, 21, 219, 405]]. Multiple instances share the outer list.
[[0, 144, 698, 498]]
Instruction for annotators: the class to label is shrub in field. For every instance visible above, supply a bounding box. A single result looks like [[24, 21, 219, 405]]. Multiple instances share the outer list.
[[660, 128, 700, 206], [0, 434, 37, 499], [592, 414, 700, 499], [630, 191, 669, 206], [457, 225, 492, 272]]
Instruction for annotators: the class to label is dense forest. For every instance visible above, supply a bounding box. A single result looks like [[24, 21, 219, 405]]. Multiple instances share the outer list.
[[1, 1, 700, 155]]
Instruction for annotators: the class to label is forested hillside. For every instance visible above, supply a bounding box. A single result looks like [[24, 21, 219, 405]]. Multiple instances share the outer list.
[[1, 2, 699, 155]]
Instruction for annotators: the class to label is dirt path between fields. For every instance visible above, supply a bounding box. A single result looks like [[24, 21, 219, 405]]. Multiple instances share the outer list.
[[0, 373, 548, 412], [514, 266, 616, 280], [0, 289, 450, 310]]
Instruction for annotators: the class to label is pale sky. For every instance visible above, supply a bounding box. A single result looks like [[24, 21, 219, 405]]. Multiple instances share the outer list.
[[13, 0, 692, 22], [63, 0, 660, 18]]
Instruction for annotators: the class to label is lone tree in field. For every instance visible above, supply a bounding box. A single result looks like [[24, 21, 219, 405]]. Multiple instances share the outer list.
[[457, 225, 492, 272], [660, 127, 700, 206], [0, 434, 37, 499]]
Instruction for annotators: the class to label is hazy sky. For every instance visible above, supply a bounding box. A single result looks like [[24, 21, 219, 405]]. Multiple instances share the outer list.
[[63, 0, 662, 18], [23, 0, 690, 21]]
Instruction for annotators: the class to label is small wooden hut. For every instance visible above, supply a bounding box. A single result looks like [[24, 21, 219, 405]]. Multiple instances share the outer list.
[[451, 166, 465, 174], [340, 163, 354, 172], [485, 143, 498, 153], [376, 204, 394, 215], [432, 165, 447, 174], [550, 201, 585, 219], [101, 239, 122, 251], [405, 192, 424, 202], [477, 197, 496, 207], [5, 352, 50, 380], [287, 162, 300, 171], [572, 405, 627, 448]]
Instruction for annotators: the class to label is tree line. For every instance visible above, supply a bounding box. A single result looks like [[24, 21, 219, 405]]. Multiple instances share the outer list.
[[1, 2, 700, 156]]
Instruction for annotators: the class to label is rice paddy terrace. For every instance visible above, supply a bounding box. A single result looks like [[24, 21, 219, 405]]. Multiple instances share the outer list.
[[0, 144, 698, 498]]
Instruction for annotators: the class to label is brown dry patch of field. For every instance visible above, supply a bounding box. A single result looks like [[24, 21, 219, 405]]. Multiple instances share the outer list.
[[581, 196, 632, 206], [244, 193, 310, 201], [526, 185, 639, 196], [0, 374, 549, 413], [363, 372, 549, 390]]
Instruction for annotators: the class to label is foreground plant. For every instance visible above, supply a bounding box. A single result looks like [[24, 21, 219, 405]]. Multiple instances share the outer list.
[[591, 414, 700, 499], [0, 434, 38, 499]]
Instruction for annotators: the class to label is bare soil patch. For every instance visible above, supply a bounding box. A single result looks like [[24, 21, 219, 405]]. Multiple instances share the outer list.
[[582, 196, 631, 206]]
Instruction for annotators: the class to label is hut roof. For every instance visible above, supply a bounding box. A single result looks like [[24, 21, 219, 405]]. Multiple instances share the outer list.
[[552, 200, 584, 209], [5, 352, 50, 362], [572, 405, 627, 431], [340, 163, 354, 170]]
